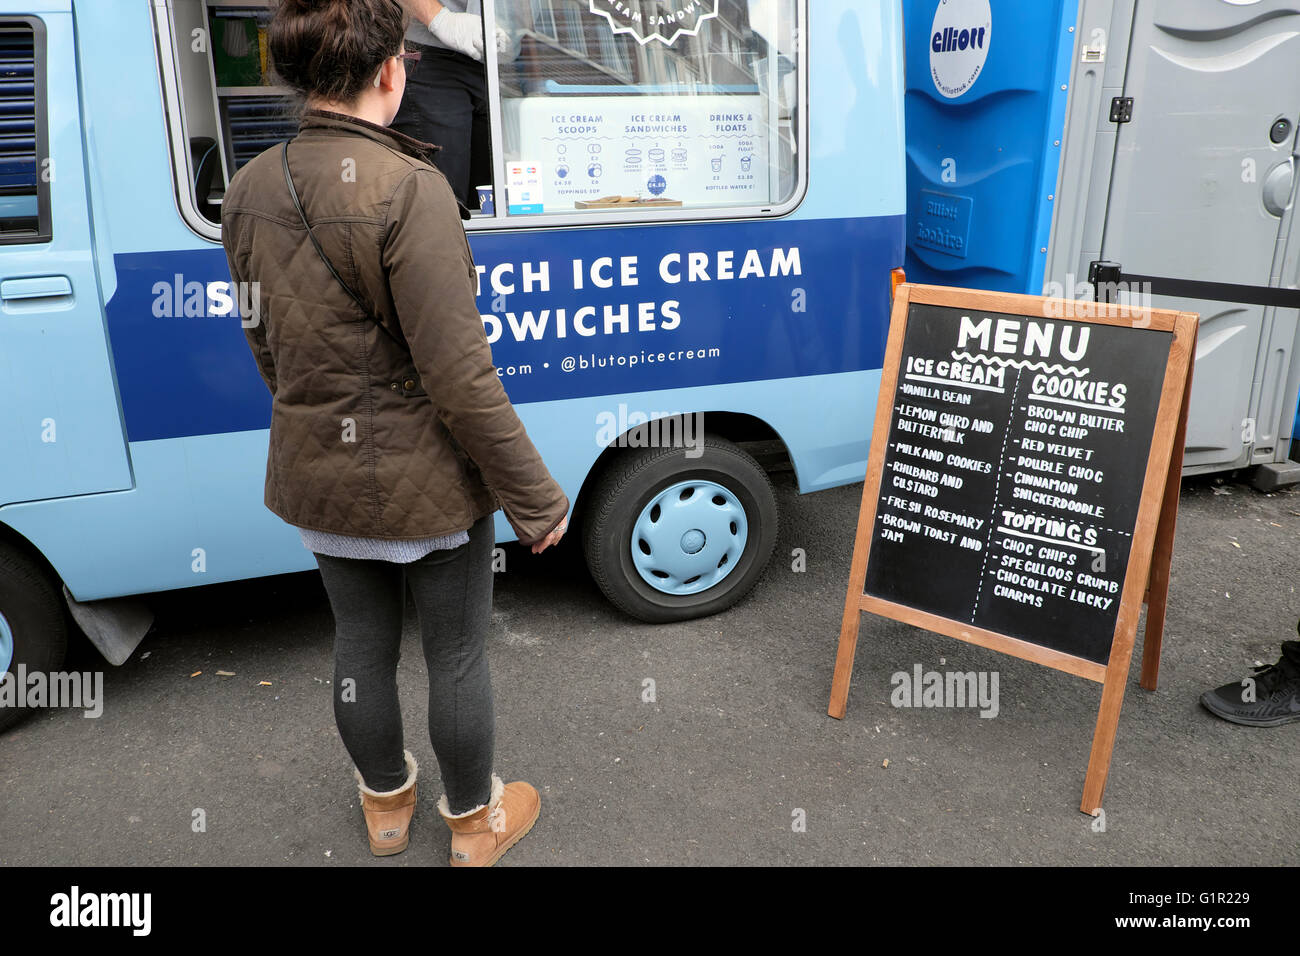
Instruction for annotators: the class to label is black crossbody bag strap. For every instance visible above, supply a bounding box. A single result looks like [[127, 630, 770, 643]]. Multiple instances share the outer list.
[[282, 143, 406, 346]]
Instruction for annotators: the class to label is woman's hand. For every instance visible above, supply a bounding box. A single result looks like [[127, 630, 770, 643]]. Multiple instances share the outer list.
[[529, 517, 567, 554]]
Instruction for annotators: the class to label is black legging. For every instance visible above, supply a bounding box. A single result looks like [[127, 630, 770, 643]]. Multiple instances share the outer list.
[[391, 44, 492, 209], [313, 514, 495, 814]]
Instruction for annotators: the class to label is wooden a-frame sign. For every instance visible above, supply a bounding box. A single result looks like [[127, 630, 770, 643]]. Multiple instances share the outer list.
[[828, 284, 1198, 815]]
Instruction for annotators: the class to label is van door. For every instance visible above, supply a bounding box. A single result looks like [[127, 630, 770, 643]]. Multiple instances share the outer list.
[[1099, 0, 1300, 472], [0, 5, 131, 507]]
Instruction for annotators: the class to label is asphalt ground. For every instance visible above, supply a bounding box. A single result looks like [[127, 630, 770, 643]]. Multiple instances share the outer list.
[[2, 470, 1297, 868]]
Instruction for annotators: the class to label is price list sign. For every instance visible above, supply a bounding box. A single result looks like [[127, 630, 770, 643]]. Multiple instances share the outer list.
[[829, 285, 1198, 814], [865, 300, 1166, 664]]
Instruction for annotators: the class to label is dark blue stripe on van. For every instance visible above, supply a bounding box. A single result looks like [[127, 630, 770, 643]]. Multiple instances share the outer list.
[[105, 215, 904, 442]]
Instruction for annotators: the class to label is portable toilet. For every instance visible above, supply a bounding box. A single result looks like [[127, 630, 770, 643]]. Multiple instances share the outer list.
[[903, 0, 1300, 486]]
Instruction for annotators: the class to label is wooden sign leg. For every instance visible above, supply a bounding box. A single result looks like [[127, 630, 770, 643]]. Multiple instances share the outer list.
[[1139, 480, 1177, 692], [828, 604, 863, 720], [1080, 622, 1140, 815], [828, 479, 877, 719], [1140, 348, 1194, 691], [1081, 315, 1197, 814]]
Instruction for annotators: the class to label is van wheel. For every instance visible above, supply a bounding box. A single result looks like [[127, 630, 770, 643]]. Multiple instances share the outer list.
[[0, 541, 68, 732], [583, 435, 778, 623]]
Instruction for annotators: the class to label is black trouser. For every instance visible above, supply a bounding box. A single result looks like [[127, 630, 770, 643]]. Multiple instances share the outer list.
[[313, 514, 495, 814], [392, 43, 492, 209]]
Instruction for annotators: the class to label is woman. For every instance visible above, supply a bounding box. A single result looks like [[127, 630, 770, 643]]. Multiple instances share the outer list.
[[221, 0, 568, 866]]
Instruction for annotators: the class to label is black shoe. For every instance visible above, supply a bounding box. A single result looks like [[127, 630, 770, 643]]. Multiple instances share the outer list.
[[1200, 632, 1300, 727]]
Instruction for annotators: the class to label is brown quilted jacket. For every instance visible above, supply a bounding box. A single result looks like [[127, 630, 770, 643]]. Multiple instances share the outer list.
[[221, 110, 568, 544]]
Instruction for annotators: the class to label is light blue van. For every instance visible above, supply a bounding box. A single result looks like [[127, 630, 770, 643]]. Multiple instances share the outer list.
[[0, 0, 906, 728]]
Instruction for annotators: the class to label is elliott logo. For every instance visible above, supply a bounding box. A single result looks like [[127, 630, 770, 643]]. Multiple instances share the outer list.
[[589, 0, 719, 47], [929, 0, 992, 99], [932, 20, 987, 53]]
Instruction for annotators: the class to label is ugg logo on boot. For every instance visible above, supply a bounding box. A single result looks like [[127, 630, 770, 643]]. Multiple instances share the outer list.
[[379, 827, 401, 839], [453, 849, 471, 862]]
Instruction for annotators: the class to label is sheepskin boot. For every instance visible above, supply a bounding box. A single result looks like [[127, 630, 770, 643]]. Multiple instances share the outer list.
[[438, 774, 540, 867], [354, 750, 418, 856]]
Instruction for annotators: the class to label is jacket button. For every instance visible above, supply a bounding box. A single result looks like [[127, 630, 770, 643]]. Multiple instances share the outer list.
[[390, 382, 399, 391], [403, 379, 417, 391]]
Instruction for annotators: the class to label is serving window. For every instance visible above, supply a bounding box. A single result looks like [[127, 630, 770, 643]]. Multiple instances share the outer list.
[[483, 0, 804, 224], [155, 0, 806, 239]]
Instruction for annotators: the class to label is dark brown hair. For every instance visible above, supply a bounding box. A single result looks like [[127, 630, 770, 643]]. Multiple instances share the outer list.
[[269, 0, 409, 104]]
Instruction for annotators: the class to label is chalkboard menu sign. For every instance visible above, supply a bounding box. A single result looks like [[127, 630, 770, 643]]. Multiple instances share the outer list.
[[829, 285, 1198, 814], [863, 302, 1169, 665]]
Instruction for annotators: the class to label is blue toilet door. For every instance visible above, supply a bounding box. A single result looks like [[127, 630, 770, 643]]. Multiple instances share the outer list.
[[903, 0, 1078, 293]]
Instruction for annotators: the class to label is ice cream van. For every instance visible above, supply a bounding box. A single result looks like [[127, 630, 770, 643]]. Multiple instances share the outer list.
[[0, 0, 906, 728]]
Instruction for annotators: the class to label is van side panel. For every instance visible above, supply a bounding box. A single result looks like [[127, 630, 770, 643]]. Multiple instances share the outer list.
[[1, 371, 881, 601], [2, 0, 907, 602], [791, 0, 906, 223], [0, 2, 132, 507]]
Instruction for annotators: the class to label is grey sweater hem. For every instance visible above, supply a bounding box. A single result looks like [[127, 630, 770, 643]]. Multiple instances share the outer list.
[[299, 526, 470, 563]]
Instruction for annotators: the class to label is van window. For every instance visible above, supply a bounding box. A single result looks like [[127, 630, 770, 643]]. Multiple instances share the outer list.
[[489, 0, 804, 221], [0, 18, 51, 244], [155, 1, 296, 236]]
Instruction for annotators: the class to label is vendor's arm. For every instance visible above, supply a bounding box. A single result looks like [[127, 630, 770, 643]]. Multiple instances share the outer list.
[[397, 0, 485, 61], [397, 0, 445, 25]]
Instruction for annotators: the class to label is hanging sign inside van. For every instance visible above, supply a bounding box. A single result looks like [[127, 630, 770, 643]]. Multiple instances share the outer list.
[[929, 0, 992, 98], [828, 284, 1198, 816], [589, 0, 719, 47]]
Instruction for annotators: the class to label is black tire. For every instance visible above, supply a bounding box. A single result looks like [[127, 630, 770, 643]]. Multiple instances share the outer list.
[[583, 434, 778, 623], [0, 540, 68, 733]]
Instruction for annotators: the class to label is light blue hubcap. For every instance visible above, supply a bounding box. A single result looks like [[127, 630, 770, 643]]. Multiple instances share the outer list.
[[0, 610, 13, 678], [631, 480, 749, 595]]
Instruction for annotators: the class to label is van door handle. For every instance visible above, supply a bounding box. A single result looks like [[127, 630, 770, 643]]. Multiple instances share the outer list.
[[1, 275, 73, 301]]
